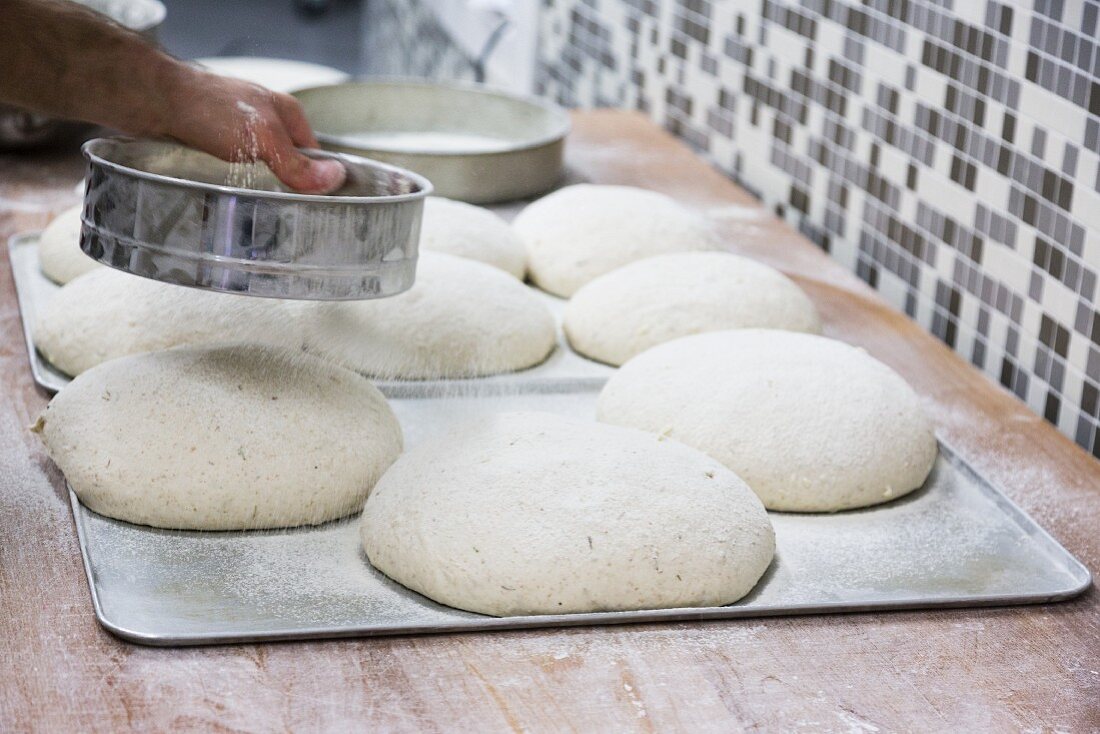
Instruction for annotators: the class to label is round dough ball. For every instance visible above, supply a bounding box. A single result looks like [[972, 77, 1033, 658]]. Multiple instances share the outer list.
[[361, 412, 774, 616], [513, 185, 719, 297], [38, 205, 101, 284], [419, 197, 526, 279], [597, 330, 937, 512], [564, 252, 821, 366], [301, 253, 555, 379], [32, 345, 403, 530], [34, 267, 305, 377]]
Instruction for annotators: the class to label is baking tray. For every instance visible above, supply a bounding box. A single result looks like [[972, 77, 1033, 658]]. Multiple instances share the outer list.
[[70, 388, 1090, 646], [8, 233, 69, 392], [7, 232, 614, 395]]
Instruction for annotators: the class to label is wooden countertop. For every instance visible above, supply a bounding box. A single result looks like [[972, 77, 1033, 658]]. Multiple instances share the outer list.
[[1, 111, 1097, 731]]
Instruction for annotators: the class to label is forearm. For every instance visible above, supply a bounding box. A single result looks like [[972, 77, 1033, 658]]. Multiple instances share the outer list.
[[0, 0, 181, 135], [0, 0, 345, 192]]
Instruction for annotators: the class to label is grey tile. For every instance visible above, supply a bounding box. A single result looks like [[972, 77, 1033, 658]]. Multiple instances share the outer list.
[[1030, 270, 1045, 301], [530, 0, 1100, 453]]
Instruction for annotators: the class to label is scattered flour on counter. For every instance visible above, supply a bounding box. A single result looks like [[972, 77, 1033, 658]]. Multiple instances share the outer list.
[[0, 197, 65, 214], [2, 405, 76, 555]]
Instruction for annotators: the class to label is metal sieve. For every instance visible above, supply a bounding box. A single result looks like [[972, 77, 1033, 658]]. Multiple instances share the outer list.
[[79, 137, 432, 300]]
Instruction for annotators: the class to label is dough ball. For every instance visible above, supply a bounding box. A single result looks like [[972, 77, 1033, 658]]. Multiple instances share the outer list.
[[34, 267, 305, 377], [361, 412, 774, 616], [419, 197, 526, 279], [564, 252, 821, 366], [32, 345, 403, 530], [301, 253, 555, 379], [597, 330, 937, 512], [38, 205, 101, 284], [513, 184, 718, 297]]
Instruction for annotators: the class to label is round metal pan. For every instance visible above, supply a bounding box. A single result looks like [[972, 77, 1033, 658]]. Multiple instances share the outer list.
[[293, 80, 570, 204], [80, 137, 432, 300]]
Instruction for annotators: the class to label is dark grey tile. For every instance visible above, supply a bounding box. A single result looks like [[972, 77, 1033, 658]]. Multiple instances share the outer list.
[[531, 0, 1100, 454]]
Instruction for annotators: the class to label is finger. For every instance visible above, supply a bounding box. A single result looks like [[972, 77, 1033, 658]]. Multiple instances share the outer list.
[[255, 121, 346, 194], [272, 92, 319, 149]]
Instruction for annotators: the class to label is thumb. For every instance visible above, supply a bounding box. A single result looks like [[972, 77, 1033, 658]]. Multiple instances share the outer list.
[[268, 151, 347, 194], [260, 131, 346, 194]]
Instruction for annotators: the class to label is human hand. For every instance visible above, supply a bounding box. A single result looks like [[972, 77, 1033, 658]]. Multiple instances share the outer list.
[[0, 1, 344, 192], [158, 67, 346, 194]]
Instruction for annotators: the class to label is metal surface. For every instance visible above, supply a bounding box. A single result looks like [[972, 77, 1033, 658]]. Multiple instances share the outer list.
[[294, 80, 571, 204], [68, 387, 1090, 646], [8, 232, 614, 393], [8, 235, 69, 392], [0, 0, 166, 150], [81, 137, 432, 300]]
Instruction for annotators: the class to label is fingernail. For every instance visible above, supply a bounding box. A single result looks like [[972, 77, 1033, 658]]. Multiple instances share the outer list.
[[309, 159, 347, 194]]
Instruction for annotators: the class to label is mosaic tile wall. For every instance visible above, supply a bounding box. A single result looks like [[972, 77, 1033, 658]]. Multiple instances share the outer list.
[[536, 0, 1100, 457]]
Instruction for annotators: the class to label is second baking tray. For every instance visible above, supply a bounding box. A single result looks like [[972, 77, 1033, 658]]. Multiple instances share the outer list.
[[72, 388, 1090, 646], [7, 232, 614, 395]]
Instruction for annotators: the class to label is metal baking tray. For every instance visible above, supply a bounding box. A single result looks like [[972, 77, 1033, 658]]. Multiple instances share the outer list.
[[8, 234, 69, 392], [8, 232, 614, 395], [69, 388, 1090, 646]]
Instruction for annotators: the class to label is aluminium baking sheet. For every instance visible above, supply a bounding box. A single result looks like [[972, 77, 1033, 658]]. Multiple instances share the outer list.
[[70, 388, 1090, 647], [8, 233, 69, 392], [7, 232, 614, 396]]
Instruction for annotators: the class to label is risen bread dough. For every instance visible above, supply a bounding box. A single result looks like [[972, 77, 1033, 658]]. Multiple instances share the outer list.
[[419, 197, 526, 279], [512, 185, 718, 297], [564, 252, 821, 366], [301, 253, 555, 379], [361, 411, 775, 616], [32, 345, 403, 530], [34, 267, 304, 377], [38, 205, 101, 284], [597, 330, 937, 512]]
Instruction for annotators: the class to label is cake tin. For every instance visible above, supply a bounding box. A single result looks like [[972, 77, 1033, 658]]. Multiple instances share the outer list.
[[294, 79, 570, 204], [79, 137, 432, 300]]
